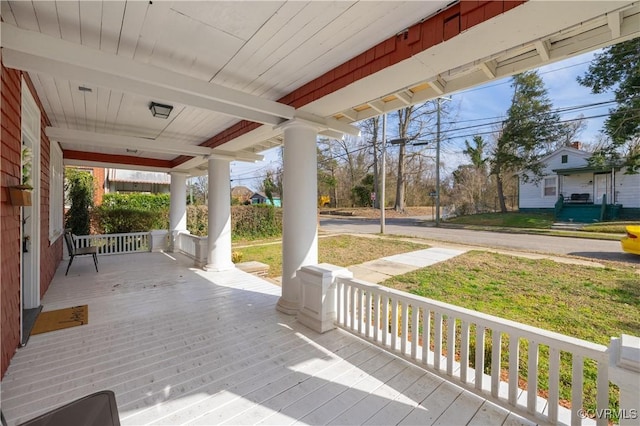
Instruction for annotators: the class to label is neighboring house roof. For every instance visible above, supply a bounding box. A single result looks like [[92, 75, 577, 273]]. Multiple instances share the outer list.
[[231, 186, 254, 199], [251, 192, 280, 199], [107, 169, 171, 184]]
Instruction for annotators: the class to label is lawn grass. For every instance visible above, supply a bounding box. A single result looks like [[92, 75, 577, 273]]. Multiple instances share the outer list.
[[582, 221, 640, 234], [382, 251, 640, 418], [446, 212, 555, 228], [236, 234, 426, 277]]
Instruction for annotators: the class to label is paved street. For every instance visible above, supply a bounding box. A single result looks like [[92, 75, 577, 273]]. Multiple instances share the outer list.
[[319, 217, 640, 265]]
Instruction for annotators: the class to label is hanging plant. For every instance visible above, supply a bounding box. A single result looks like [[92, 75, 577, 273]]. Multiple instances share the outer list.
[[20, 146, 33, 190]]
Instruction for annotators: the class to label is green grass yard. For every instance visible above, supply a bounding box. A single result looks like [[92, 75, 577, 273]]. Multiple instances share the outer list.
[[382, 251, 640, 419]]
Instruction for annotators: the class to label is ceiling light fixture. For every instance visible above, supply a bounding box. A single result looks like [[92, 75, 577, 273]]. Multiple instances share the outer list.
[[149, 102, 173, 119]]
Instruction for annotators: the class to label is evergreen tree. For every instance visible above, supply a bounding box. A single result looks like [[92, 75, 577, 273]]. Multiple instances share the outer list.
[[491, 71, 563, 212], [577, 38, 640, 172], [64, 168, 94, 235]]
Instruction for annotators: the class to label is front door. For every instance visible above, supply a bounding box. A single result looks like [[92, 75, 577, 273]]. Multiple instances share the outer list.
[[593, 174, 608, 205]]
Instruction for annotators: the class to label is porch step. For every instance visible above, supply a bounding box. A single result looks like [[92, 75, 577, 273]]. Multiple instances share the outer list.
[[551, 222, 586, 231]]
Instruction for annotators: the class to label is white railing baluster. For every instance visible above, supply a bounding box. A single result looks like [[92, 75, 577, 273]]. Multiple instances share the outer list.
[[411, 304, 419, 360], [422, 308, 430, 365], [391, 298, 399, 351], [365, 290, 372, 338], [447, 316, 455, 376], [548, 347, 560, 423], [357, 287, 364, 334], [491, 330, 502, 398], [336, 280, 344, 325], [401, 301, 408, 355], [509, 334, 519, 405], [596, 360, 608, 426], [527, 341, 538, 414], [460, 321, 469, 383], [475, 326, 485, 391], [382, 296, 389, 346], [571, 355, 584, 426], [350, 285, 356, 331], [434, 312, 443, 371], [373, 293, 380, 343]]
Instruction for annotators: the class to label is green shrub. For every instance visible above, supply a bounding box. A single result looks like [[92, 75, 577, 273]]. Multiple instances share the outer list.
[[94, 207, 167, 234], [65, 168, 94, 235], [94, 193, 170, 234], [186, 205, 283, 240], [101, 193, 170, 210]]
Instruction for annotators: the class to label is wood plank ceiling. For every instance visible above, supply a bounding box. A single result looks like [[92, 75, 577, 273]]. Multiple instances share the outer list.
[[1, 1, 639, 173]]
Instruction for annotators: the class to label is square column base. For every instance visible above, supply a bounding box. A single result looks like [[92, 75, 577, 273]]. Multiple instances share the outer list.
[[297, 263, 353, 333]]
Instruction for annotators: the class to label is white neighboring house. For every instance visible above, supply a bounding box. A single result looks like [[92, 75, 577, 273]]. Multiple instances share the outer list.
[[106, 169, 171, 194], [519, 144, 640, 221]]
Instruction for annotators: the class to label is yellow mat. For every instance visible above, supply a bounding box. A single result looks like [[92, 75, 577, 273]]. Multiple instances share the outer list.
[[31, 305, 88, 335]]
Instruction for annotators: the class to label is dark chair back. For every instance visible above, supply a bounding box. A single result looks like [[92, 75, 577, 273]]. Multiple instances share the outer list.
[[64, 230, 75, 255]]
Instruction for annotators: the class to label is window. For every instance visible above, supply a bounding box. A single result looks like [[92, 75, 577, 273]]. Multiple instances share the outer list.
[[543, 176, 557, 197], [561, 155, 568, 164], [49, 142, 64, 242]]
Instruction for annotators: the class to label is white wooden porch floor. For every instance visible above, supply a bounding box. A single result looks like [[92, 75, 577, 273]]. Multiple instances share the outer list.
[[1, 252, 535, 426]]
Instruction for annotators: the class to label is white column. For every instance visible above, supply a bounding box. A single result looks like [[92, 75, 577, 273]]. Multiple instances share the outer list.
[[204, 158, 234, 272], [277, 120, 319, 315], [169, 171, 189, 251]]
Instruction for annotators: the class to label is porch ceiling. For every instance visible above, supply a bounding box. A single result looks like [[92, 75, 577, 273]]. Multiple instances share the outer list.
[[1, 1, 639, 173]]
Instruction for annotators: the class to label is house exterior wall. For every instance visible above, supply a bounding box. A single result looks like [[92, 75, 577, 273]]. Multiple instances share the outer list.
[[1, 60, 63, 378], [1, 61, 23, 378], [615, 171, 640, 208], [519, 148, 590, 208]]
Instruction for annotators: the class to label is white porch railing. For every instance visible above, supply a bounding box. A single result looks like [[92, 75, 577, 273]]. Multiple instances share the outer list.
[[74, 232, 151, 255], [297, 265, 640, 426], [174, 231, 208, 268]]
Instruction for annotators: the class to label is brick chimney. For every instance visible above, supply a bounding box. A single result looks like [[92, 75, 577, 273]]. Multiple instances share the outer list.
[[570, 141, 582, 150]]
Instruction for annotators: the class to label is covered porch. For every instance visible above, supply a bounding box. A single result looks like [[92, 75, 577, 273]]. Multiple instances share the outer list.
[[3, 249, 639, 426], [2, 252, 533, 426]]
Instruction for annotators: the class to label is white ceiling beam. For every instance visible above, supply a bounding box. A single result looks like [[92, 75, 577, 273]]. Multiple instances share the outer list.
[[395, 91, 413, 105], [291, 111, 360, 136], [47, 127, 265, 163], [208, 150, 264, 162], [479, 60, 497, 79], [46, 127, 214, 157], [534, 40, 551, 62], [2, 24, 294, 125], [340, 109, 358, 121], [427, 78, 445, 95], [64, 158, 172, 173], [607, 11, 622, 39], [367, 100, 385, 114]]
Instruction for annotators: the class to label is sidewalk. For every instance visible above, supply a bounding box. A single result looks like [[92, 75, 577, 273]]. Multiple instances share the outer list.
[[348, 247, 467, 283], [266, 235, 607, 286]]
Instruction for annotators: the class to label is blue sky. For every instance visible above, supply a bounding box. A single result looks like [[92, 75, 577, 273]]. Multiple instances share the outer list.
[[229, 50, 613, 191]]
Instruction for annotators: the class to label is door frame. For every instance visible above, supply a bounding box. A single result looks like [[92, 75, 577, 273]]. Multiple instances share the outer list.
[[20, 77, 41, 341]]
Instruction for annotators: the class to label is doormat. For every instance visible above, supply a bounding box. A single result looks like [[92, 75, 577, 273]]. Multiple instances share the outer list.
[[31, 305, 88, 335]]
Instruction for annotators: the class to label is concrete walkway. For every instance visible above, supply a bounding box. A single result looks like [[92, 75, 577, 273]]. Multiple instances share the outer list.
[[348, 247, 467, 283]]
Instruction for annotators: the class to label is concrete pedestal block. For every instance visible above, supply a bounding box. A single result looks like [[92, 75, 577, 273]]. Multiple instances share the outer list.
[[150, 230, 169, 252], [297, 263, 353, 333]]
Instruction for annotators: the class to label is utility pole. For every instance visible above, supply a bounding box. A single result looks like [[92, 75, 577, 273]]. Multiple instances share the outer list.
[[380, 113, 386, 234], [435, 98, 441, 227], [435, 96, 451, 227]]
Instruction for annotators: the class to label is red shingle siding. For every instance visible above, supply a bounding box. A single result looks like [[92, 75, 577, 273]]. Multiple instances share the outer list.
[[1, 65, 63, 378], [1, 62, 23, 378]]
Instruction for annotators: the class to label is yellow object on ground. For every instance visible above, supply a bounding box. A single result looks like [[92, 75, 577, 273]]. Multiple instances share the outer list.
[[31, 305, 88, 335]]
